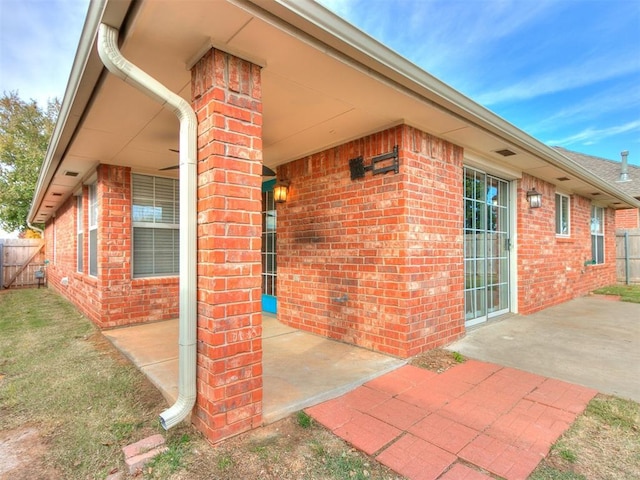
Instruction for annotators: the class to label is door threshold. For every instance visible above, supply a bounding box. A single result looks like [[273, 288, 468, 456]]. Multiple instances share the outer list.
[[466, 312, 516, 331]]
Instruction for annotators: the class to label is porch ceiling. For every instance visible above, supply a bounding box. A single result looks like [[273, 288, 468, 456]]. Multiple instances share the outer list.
[[31, 0, 639, 224]]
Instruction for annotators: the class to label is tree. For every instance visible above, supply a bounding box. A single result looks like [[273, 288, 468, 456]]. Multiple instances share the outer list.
[[0, 91, 59, 234]]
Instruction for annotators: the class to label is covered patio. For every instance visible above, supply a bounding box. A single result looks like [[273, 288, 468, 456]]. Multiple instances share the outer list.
[[104, 314, 405, 424]]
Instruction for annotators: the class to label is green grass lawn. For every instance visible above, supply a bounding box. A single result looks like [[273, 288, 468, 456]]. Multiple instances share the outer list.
[[592, 284, 640, 303], [0, 289, 168, 479], [2, 288, 639, 479]]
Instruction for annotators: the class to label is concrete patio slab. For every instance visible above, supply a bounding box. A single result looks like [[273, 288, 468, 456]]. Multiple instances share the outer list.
[[447, 295, 640, 402], [104, 319, 179, 403], [104, 313, 405, 424], [262, 315, 405, 423]]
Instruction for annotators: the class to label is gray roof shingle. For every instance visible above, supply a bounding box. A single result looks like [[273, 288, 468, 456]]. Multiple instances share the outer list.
[[554, 147, 640, 199]]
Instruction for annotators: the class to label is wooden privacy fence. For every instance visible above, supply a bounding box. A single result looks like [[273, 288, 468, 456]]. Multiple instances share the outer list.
[[616, 229, 640, 285], [0, 238, 46, 289]]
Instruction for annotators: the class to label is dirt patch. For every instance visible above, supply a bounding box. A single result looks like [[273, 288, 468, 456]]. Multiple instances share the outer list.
[[88, 330, 139, 366], [532, 394, 640, 480], [0, 426, 61, 480], [408, 348, 464, 373], [591, 293, 622, 301], [157, 415, 402, 480]]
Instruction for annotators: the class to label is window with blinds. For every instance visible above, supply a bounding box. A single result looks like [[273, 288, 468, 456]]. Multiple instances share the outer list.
[[591, 205, 605, 264], [132, 174, 179, 277], [77, 195, 83, 273], [88, 183, 98, 276]]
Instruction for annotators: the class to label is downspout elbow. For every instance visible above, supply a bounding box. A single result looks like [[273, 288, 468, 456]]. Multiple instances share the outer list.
[[27, 221, 44, 238], [97, 23, 198, 429]]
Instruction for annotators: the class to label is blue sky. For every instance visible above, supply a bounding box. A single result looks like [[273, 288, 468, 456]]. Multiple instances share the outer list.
[[0, 0, 638, 168], [0, 0, 89, 105], [319, 0, 640, 165]]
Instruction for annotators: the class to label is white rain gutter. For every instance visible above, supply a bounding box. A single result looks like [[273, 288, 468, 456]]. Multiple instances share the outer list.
[[258, 0, 640, 210], [97, 23, 197, 430]]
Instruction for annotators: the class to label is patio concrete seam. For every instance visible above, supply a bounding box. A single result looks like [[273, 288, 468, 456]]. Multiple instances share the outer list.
[[139, 357, 179, 368]]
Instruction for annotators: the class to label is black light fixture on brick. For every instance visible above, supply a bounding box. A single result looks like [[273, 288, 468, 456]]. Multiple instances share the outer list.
[[526, 188, 542, 208]]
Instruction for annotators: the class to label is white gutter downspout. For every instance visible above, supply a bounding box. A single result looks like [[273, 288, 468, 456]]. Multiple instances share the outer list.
[[27, 222, 44, 237], [97, 23, 197, 429]]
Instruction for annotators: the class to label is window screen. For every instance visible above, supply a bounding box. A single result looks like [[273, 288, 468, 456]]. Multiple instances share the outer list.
[[555, 193, 570, 236], [590, 205, 604, 264]]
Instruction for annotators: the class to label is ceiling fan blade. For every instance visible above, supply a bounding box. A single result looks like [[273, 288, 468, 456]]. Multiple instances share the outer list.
[[159, 165, 180, 171], [262, 165, 276, 177], [167, 148, 276, 177]]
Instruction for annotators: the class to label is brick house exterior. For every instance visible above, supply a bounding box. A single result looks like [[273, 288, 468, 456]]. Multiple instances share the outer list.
[[617, 208, 640, 229], [278, 126, 465, 358], [555, 147, 640, 230], [29, 0, 639, 445], [45, 166, 179, 329], [516, 175, 616, 313]]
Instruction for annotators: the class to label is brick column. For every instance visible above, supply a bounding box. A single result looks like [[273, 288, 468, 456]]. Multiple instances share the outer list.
[[191, 49, 263, 443], [97, 164, 132, 328]]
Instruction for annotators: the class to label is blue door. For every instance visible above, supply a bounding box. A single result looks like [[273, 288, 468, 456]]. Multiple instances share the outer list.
[[262, 180, 277, 313]]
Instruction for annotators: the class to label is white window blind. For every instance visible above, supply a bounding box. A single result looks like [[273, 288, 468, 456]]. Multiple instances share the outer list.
[[132, 174, 179, 277], [77, 195, 83, 273], [590, 205, 604, 264], [88, 183, 98, 276]]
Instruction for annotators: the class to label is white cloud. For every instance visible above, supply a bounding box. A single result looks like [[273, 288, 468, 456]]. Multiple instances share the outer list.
[[476, 56, 640, 106], [0, 0, 89, 107], [316, 0, 565, 95], [546, 120, 640, 147], [527, 84, 640, 134]]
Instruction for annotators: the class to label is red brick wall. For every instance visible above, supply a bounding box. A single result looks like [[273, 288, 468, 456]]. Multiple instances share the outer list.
[[96, 165, 179, 328], [43, 165, 179, 328], [517, 174, 616, 314], [191, 48, 263, 444], [277, 125, 465, 358], [616, 208, 639, 229], [45, 188, 102, 325]]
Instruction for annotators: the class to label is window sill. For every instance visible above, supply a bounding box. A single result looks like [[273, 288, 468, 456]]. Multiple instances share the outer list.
[[584, 261, 606, 268], [555, 235, 573, 243], [131, 276, 179, 287]]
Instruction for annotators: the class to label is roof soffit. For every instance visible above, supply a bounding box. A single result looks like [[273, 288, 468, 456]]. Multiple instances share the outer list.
[[30, 0, 640, 223]]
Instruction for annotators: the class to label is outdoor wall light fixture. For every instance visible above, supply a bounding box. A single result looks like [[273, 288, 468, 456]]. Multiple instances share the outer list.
[[526, 188, 542, 208], [273, 179, 290, 203], [349, 145, 399, 180]]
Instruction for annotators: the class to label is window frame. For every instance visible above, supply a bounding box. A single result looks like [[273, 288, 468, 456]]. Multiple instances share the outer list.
[[88, 183, 98, 277], [131, 173, 180, 278], [555, 193, 570, 237], [590, 205, 605, 264], [77, 194, 83, 273]]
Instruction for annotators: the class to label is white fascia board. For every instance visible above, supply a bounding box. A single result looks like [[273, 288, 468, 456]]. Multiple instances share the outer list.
[[263, 0, 640, 209]]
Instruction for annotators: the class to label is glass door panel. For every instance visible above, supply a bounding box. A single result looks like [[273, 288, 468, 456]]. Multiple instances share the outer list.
[[262, 180, 277, 313], [464, 168, 510, 326]]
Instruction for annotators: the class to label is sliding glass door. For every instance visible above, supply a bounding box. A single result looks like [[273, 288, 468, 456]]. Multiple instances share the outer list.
[[464, 168, 510, 326]]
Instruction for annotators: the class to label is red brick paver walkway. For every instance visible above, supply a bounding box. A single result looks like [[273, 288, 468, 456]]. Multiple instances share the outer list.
[[306, 360, 597, 480]]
